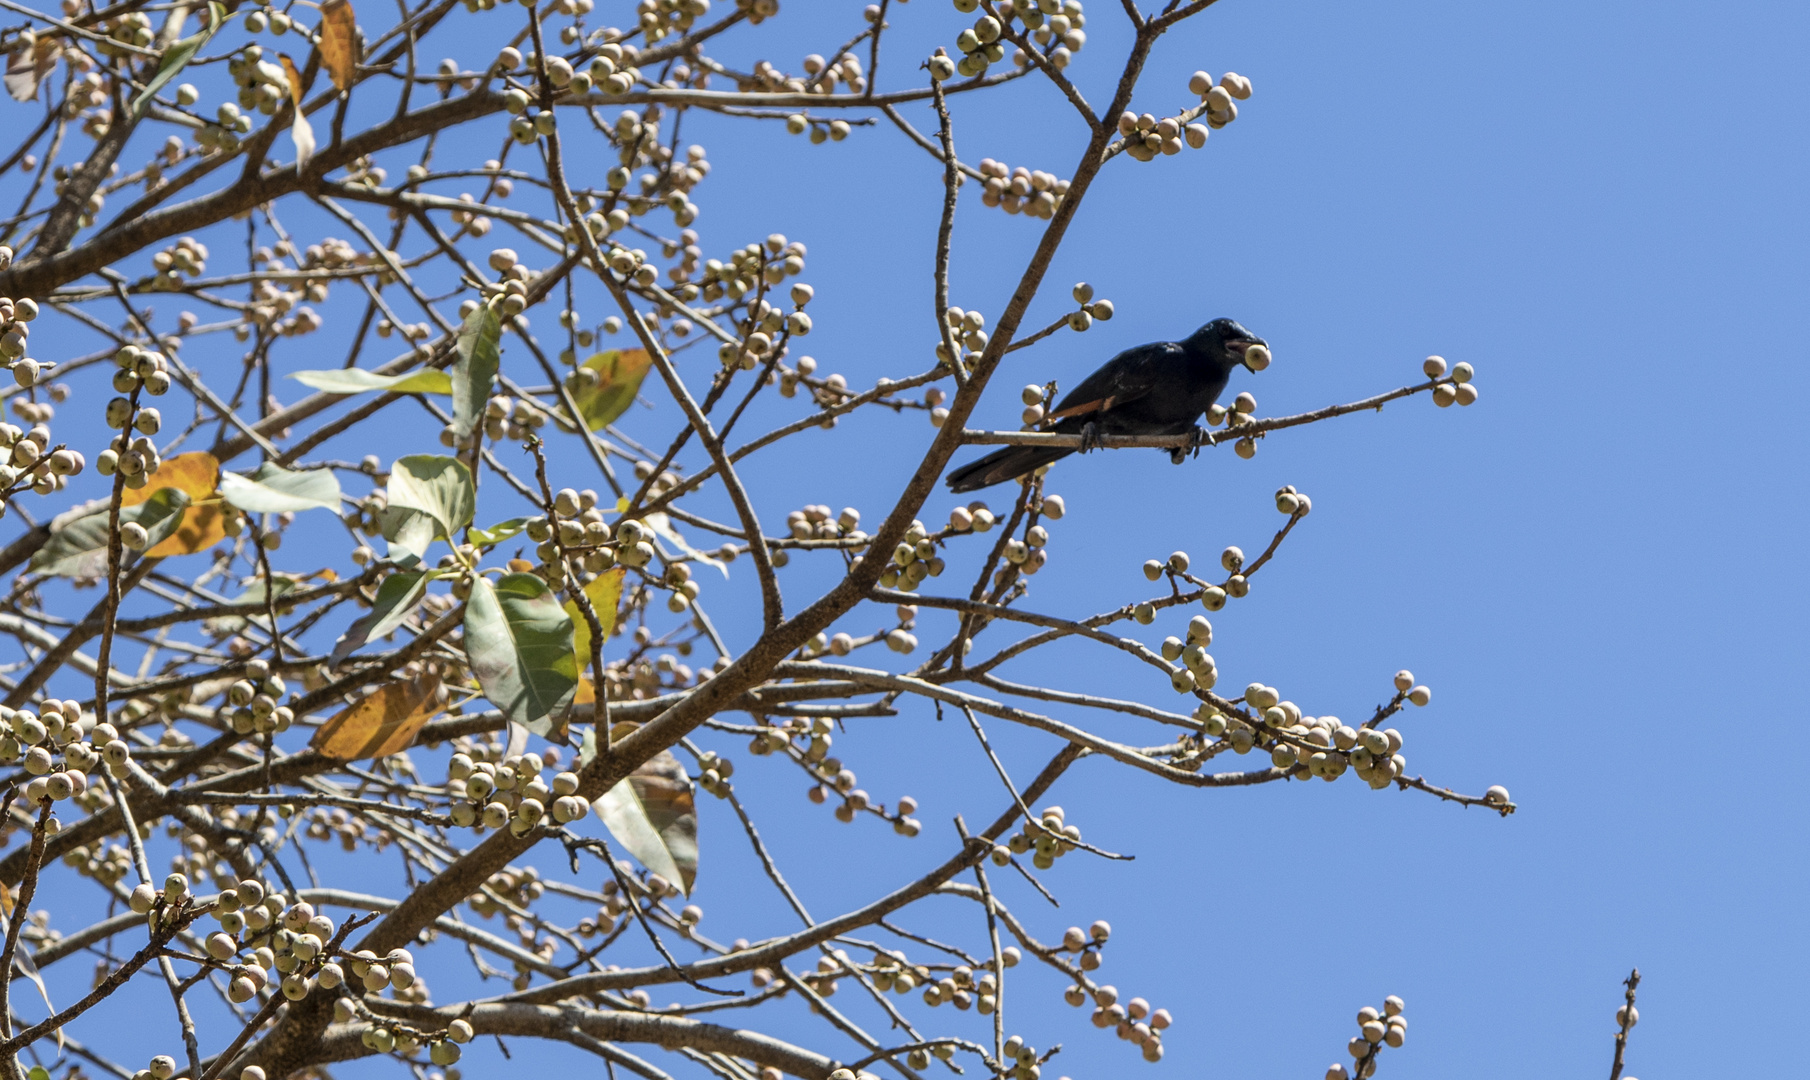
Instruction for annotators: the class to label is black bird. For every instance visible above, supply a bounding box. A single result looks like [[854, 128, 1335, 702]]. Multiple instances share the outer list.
[[945, 318, 1268, 493]]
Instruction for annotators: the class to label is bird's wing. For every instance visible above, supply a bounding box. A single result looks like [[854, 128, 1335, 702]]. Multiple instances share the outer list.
[[1046, 342, 1182, 421]]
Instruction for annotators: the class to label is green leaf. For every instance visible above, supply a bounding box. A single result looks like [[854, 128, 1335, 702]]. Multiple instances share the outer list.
[[130, 2, 228, 120], [379, 509, 437, 563], [464, 573, 578, 735], [451, 305, 501, 440], [219, 462, 342, 514], [385, 454, 474, 547], [288, 368, 453, 396], [331, 569, 429, 668], [571, 349, 652, 430], [583, 742, 698, 895], [469, 516, 530, 547], [32, 489, 191, 578], [30, 1066, 51, 1080]]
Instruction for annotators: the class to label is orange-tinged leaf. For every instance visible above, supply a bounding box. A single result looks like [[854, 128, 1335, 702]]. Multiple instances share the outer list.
[[574, 675, 594, 704], [566, 566, 623, 674], [122, 451, 223, 556], [319, 0, 357, 93], [279, 54, 306, 105], [572, 350, 651, 430], [311, 671, 443, 760]]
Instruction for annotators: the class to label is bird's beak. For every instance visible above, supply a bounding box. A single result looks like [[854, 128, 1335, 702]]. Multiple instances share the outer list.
[[1237, 338, 1271, 372]]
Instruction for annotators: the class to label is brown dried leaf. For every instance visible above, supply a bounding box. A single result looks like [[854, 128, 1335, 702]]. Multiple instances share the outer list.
[[310, 670, 443, 760], [121, 451, 224, 557], [318, 0, 357, 93]]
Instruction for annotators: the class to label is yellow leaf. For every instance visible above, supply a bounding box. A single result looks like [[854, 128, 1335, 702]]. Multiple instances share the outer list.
[[319, 0, 357, 93], [566, 567, 624, 674], [571, 350, 652, 430], [122, 451, 223, 556], [310, 671, 443, 760], [614, 497, 629, 514]]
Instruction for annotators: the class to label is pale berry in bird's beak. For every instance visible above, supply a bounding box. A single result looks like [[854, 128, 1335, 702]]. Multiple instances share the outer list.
[[1242, 343, 1272, 372]]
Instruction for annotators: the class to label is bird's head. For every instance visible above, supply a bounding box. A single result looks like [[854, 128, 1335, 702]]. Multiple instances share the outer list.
[[1187, 318, 1270, 372]]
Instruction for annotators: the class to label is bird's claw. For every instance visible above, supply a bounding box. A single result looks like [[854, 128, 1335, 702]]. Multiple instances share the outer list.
[[1170, 427, 1209, 464], [1079, 421, 1101, 455]]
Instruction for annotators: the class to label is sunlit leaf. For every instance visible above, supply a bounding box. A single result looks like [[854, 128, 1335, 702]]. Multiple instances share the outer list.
[[566, 566, 623, 675], [220, 461, 341, 514], [381, 455, 473, 560], [330, 569, 428, 668], [571, 349, 652, 430], [310, 671, 444, 760], [130, 2, 227, 119], [33, 489, 190, 578], [451, 305, 501, 440], [288, 367, 452, 396], [469, 517, 530, 547], [465, 573, 577, 736], [581, 738, 698, 895], [319, 0, 358, 93], [122, 451, 223, 556]]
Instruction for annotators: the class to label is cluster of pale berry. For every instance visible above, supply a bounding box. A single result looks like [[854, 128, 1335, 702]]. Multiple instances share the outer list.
[[0, 419, 82, 507], [786, 503, 859, 541], [1424, 355, 1481, 406], [9, 381, 62, 425], [874, 518, 948, 591], [240, 2, 302, 36], [217, 657, 297, 736], [446, 747, 594, 833], [916, 948, 1022, 1014], [700, 233, 809, 305], [96, 390, 168, 496], [1326, 996, 1407, 1079], [1182, 669, 1448, 794], [975, 159, 1076, 221], [999, 804, 1082, 869], [0, 699, 115, 818], [92, 9, 154, 55], [629, 0, 711, 41], [64, 76, 110, 141], [339, 154, 389, 190], [934, 304, 992, 370], [1066, 976, 1174, 1063], [144, 236, 209, 291], [733, 0, 781, 25], [227, 44, 296, 117], [471, 246, 552, 320], [802, 754, 922, 831], [470, 859, 553, 917], [1152, 610, 1218, 692], [929, 0, 1088, 82], [718, 283, 814, 369], [340, 1010, 472, 1068]]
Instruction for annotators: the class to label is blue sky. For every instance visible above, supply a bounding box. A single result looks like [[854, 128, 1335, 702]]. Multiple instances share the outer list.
[[16, 0, 1810, 1078]]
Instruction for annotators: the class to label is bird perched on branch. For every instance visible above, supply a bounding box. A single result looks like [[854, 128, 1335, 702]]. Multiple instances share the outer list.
[[945, 318, 1269, 493]]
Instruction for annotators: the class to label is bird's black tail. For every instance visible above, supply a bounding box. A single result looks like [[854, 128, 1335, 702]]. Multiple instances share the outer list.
[[945, 445, 1073, 493]]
